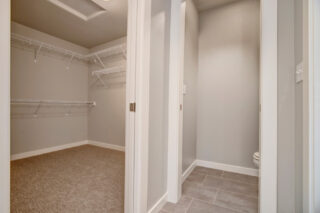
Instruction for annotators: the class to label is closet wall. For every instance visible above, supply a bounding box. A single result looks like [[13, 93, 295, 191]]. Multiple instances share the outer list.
[[197, 0, 260, 168], [182, 0, 199, 173], [88, 37, 126, 148], [11, 22, 127, 155], [11, 22, 89, 155]]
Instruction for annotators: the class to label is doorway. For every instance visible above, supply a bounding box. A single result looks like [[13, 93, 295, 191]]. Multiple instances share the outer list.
[[166, 0, 278, 212], [0, 0, 151, 212]]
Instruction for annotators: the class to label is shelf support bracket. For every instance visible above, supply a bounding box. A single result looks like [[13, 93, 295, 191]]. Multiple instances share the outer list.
[[66, 54, 74, 70], [34, 43, 43, 63], [95, 54, 105, 68], [33, 102, 42, 117], [96, 74, 106, 86]]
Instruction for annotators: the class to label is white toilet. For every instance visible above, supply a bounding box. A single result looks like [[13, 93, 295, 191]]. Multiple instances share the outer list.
[[253, 152, 260, 168]]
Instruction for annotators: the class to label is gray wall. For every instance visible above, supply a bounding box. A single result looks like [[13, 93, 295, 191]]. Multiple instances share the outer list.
[[147, 0, 171, 209], [197, 0, 260, 169], [11, 23, 89, 155], [277, 0, 302, 211], [294, 0, 303, 211], [182, 0, 199, 173], [88, 38, 126, 147], [11, 22, 128, 154]]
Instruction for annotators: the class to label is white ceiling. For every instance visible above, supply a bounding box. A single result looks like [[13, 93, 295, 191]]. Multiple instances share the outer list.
[[194, 0, 242, 12], [11, 0, 128, 48]]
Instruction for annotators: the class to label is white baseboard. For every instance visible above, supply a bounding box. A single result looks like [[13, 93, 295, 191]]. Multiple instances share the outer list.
[[148, 192, 167, 213], [88, 140, 125, 152], [196, 160, 259, 177], [11, 140, 126, 161], [182, 160, 197, 183], [11, 140, 88, 161]]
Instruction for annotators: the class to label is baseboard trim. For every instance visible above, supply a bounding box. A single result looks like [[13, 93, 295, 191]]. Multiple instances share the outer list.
[[182, 160, 197, 183], [196, 160, 259, 177], [11, 140, 126, 161], [88, 140, 125, 152], [11, 140, 88, 161], [148, 192, 167, 213]]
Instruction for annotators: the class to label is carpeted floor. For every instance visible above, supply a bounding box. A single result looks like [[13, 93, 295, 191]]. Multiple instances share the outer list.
[[11, 145, 125, 213]]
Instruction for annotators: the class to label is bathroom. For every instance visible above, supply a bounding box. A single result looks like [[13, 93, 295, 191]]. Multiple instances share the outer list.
[[162, 0, 260, 211]]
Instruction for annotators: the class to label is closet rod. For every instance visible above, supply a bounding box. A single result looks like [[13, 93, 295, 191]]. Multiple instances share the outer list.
[[11, 99, 96, 106]]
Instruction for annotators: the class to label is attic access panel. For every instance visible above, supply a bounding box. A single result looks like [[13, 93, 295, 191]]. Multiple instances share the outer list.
[[48, 0, 107, 21]]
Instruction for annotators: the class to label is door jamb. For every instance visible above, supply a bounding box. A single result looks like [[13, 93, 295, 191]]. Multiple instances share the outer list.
[[0, 0, 10, 212], [166, 0, 186, 203], [303, 0, 320, 212], [125, 0, 151, 212], [259, 0, 278, 212]]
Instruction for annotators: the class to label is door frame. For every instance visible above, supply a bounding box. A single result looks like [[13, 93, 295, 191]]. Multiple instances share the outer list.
[[166, 0, 186, 203], [125, 0, 151, 213], [0, 0, 150, 212], [166, 0, 278, 212], [303, 0, 320, 212], [0, 0, 10, 212]]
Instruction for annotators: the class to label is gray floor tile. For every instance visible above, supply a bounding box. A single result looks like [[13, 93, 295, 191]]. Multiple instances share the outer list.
[[222, 172, 259, 185], [187, 200, 238, 213], [214, 190, 258, 213], [186, 172, 206, 184], [203, 176, 258, 198], [162, 196, 192, 213], [193, 167, 223, 177], [182, 181, 218, 203]]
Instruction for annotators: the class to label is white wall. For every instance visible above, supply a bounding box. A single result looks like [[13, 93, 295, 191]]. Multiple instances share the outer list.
[[147, 0, 171, 209], [182, 0, 199, 173], [11, 23, 89, 155], [0, 0, 11, 212], [88, 38, 126, 147], [197, 0, 260, 169]]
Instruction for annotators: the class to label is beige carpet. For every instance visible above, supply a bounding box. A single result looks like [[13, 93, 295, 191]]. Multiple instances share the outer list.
[[11, 145, 125, 213]]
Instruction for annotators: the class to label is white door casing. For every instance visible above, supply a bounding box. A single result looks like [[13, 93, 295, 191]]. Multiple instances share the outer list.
[[125, 0, 151, 212], [259, 0, 278, 212], [167, 0, 186, 203], [303, 0, 320, 212], [0, 0, 11, 212]]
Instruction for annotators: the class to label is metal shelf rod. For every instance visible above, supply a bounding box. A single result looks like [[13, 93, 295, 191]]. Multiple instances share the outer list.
[[11, 99, 96, 106]]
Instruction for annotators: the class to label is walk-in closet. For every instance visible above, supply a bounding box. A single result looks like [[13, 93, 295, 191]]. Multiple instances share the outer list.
[[10, 0, 128, 212]]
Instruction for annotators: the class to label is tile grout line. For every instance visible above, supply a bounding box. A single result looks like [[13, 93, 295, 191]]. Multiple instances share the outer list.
[[186, 167, 259, 212], [200, 173, 207, 185], [206, 174, 259, 187], [185, 198, 194, 213], [221, 170, 225, 178], [212, 188, 220, 204]]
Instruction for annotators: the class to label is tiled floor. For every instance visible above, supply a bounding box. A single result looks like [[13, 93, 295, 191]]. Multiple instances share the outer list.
[[161, 166, 259, 213]]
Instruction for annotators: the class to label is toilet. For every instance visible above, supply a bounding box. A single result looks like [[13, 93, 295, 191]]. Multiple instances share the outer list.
[[253, 152, 260, 168]]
